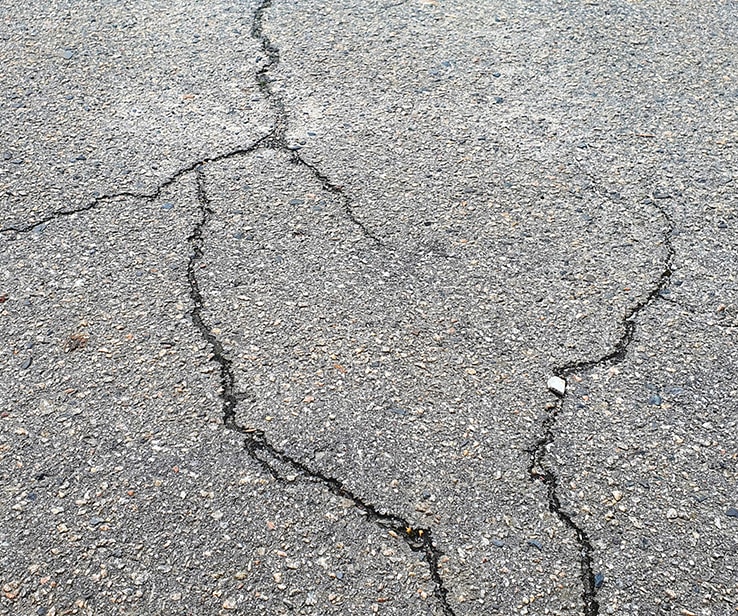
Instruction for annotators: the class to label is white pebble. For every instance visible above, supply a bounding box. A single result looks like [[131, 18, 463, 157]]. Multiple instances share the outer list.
[[546, 376, 566, 396]]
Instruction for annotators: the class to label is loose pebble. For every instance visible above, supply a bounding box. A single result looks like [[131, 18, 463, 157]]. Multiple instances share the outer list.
[[546, 376, 566, 396]]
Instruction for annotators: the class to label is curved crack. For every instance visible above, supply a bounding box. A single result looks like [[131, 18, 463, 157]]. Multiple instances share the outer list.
[[528, 195, 676, 616], [188, 165, 456, 615], [184, 2, 445, 609]]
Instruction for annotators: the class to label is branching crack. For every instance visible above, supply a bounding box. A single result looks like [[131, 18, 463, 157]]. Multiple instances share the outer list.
[[184, 4, 436, 611], [188, 166, 455, 615], [528, 195, 676, 616], [0, 138, 270, 236], [250, 0, 382, 246], [3, 0, 378, 245], [3, 0, 430, 611]]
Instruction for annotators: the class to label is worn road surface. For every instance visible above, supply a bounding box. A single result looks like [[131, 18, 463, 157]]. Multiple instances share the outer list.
[[1, 1, 737, 615]]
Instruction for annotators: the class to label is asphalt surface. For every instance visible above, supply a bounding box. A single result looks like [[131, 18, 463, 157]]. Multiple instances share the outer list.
[[1, 1, 736, 615]]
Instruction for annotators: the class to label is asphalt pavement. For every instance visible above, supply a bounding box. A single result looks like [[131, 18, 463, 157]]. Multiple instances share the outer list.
[[1, 1, 736, 615]]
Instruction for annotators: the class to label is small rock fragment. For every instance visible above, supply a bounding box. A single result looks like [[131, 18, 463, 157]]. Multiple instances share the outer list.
[[546, 376, 566, 396], [666, 508, 679, 519], [726, 507, 738, 518], [594, 572, 605, 589]]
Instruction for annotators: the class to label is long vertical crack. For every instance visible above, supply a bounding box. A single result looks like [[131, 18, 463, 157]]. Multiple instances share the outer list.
[[528, 196, 676, 616], [187, 165, 456, 615], [251, 0, 286, 147]]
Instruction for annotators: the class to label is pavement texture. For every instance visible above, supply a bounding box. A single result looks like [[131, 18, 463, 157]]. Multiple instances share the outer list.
[[0, 1, 736, 615]]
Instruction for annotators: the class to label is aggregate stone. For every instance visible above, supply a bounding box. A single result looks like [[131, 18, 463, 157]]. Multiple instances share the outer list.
[[547, 377, 567, 397]]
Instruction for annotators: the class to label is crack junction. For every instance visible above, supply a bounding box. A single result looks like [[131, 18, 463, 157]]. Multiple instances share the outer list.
[[249, 0, 382, 246]]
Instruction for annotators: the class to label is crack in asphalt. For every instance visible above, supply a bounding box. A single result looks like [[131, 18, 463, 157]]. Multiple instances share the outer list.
[[528, 397, 599, 616], [290, 152, 385, 245], [250, 0, 383, 246], [188, 165, 456, 616], [0, 138, 270, 236], [2, 0, 433, 610], [528, 195, 676, 616], [181, 7, 446, 611], [3, 0, 672, 612], [2, 1, 379, 249], [251, 0, 286, 147]]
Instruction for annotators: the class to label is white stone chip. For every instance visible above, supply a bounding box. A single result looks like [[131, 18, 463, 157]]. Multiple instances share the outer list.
[[546, 376, 566, 396]]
